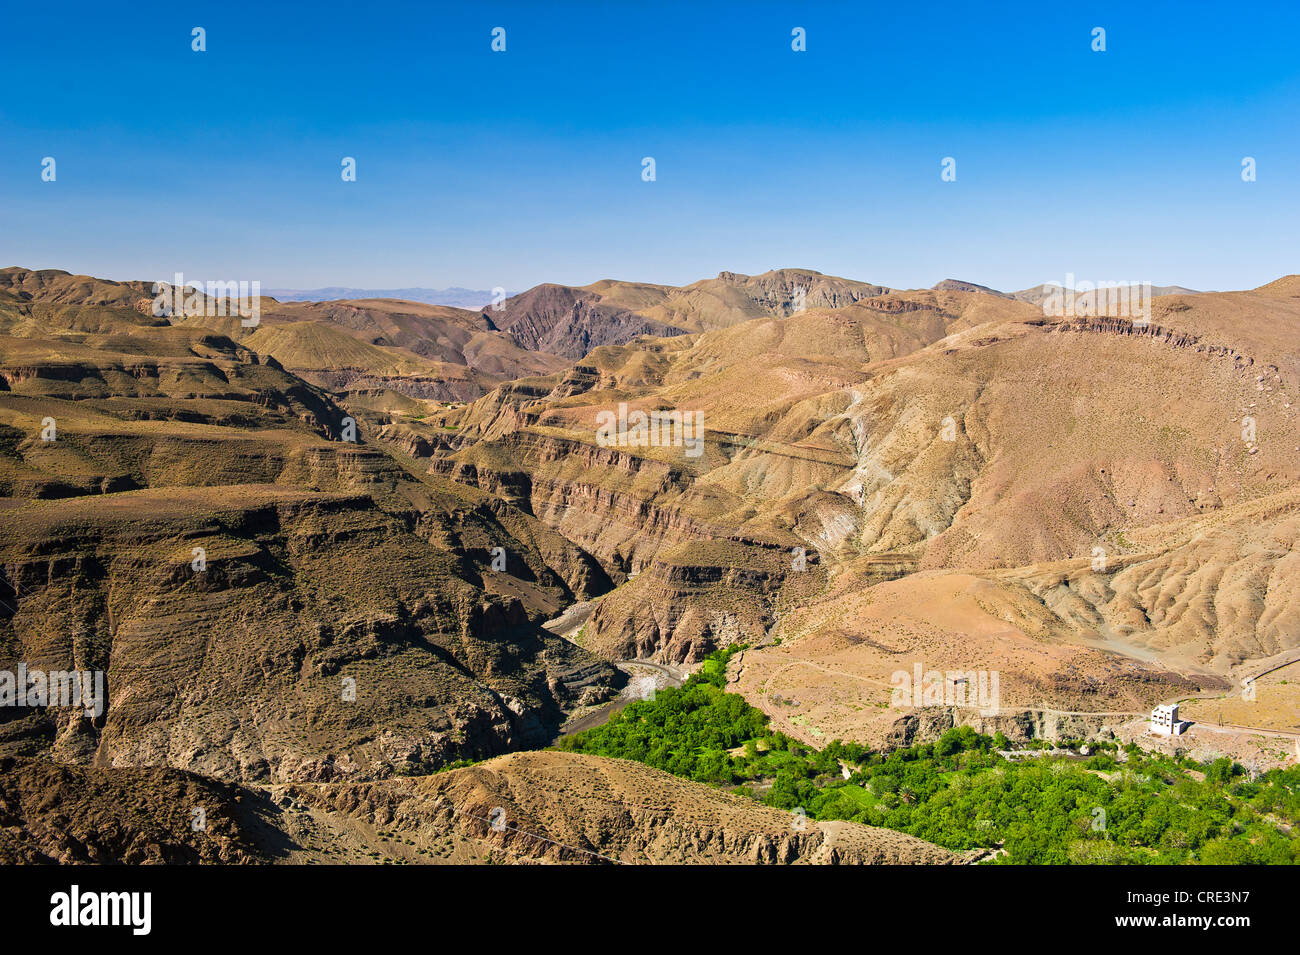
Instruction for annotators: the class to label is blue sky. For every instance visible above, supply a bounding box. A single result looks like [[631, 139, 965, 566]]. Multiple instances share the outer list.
[[1, 0, 1297, 292]]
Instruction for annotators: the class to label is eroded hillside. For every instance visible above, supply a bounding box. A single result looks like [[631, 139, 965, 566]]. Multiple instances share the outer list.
[[0, 751, 963, 865], [0, 270, 622, 783], [392, 275, 1300, 745], [5, 264, 1299, 847]]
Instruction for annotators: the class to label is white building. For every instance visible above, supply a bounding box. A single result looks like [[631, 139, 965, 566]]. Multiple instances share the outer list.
[[1150, 703, 1186, 736]]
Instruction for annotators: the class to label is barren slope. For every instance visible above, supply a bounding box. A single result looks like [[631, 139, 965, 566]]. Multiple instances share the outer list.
[[0, 752, 961, 865], [277, 750, 963, 864], [400, 276, 1300, 748], [0, 277, 621, 782]]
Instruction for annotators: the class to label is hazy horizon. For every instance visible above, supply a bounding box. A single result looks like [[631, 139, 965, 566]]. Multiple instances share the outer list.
[[0, 264, 1230, 299]]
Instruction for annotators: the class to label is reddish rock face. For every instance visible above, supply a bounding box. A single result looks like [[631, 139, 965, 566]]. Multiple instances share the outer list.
[[487, 283, 686, 358]]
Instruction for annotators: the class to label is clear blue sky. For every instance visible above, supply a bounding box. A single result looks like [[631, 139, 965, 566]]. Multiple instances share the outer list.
[[1, 0, 1296, 293]]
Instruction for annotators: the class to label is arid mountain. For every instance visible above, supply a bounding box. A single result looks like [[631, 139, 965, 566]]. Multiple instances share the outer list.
[[483, 283, 687, 359], [1011, 282, 1202, 307], [0, 752, 962, 864], [240, 298, 568, 401], [410, 287, 1043, 665], [0, 266, 159, 309], [0, 757, 275, 863], [267, 287, 505, 309], [931, 279, 1011, 298], [277, 750, 964, 864], [405, 275, 1300, 747], [5, 264, 1298, 860], [0, 269, 567, 403], [482, 268, 894, 360], [625, 269, 893, 331], [0, 270, 621, 784], [933, 278, 1202, 304]]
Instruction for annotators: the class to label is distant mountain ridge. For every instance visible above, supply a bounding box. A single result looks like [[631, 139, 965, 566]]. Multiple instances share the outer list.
[[266, 276, 1205, 314], [1008, 282, 1203, 307], [266, 286, 507, 309], [932, 278, 1203, 303], [268, 273, 1206, 356]]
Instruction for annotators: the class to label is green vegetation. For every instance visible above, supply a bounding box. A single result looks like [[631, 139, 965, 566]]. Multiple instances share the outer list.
[[556, 646, 1300, 864]]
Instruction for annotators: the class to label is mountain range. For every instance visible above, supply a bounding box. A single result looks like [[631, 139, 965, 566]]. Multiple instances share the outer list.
[[265, 287, 509, 310], [1, 262, 1296, 864]]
